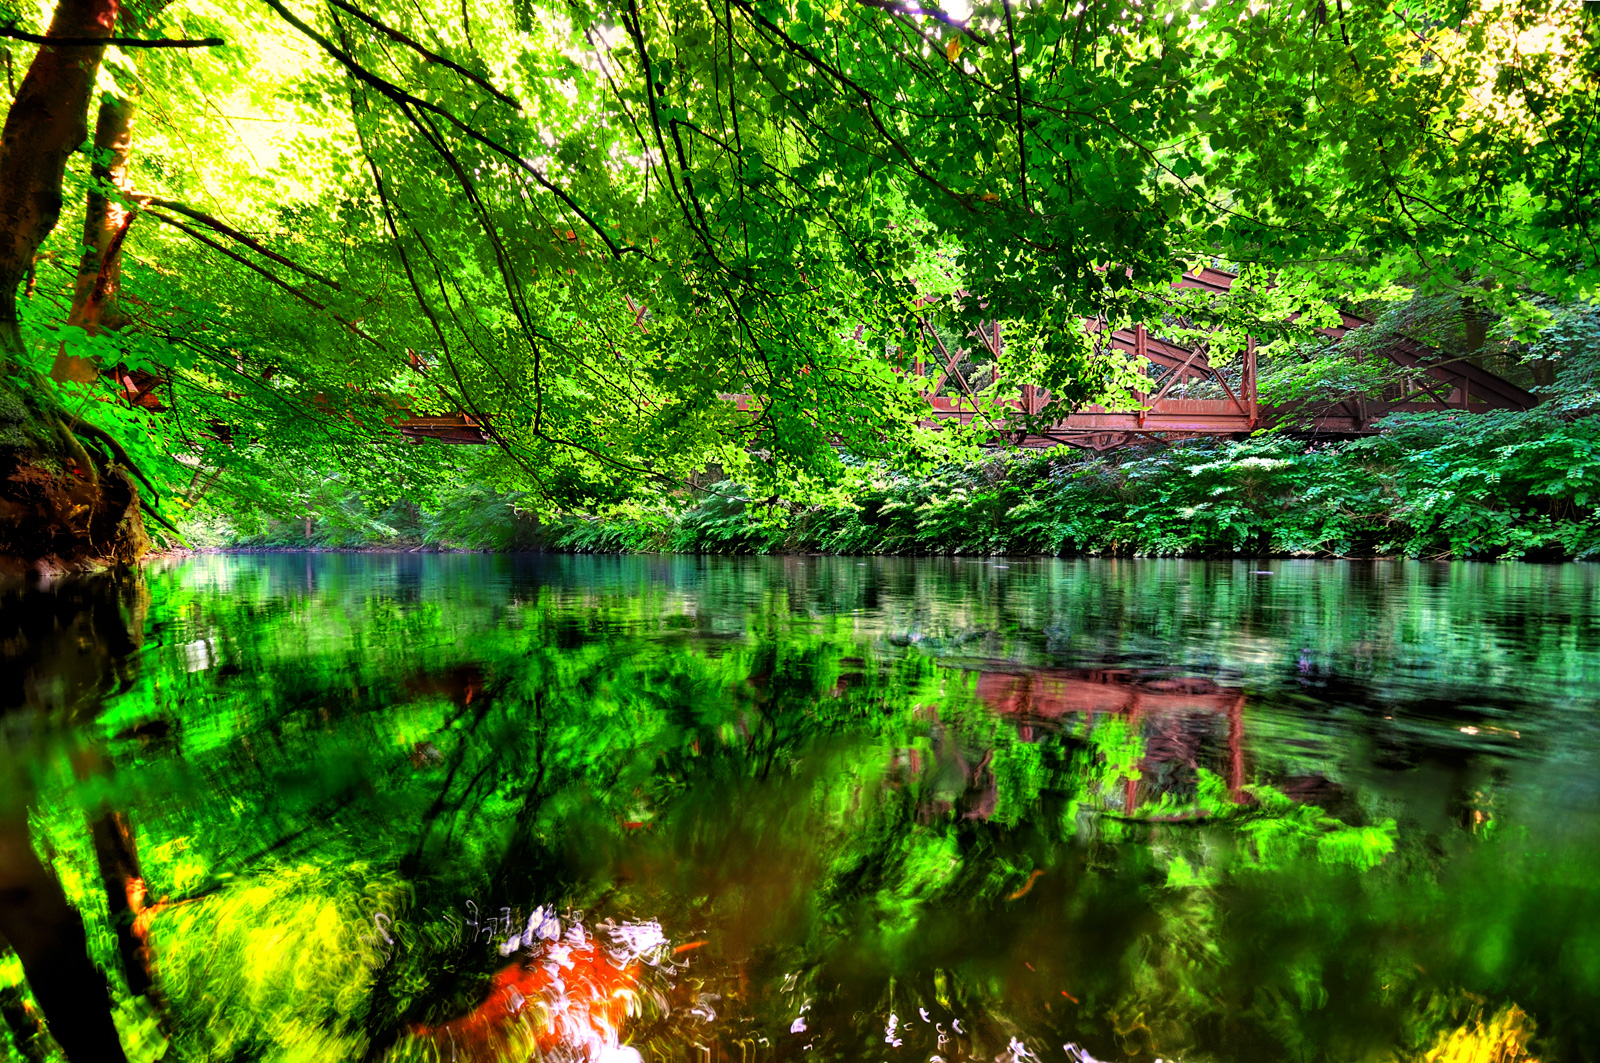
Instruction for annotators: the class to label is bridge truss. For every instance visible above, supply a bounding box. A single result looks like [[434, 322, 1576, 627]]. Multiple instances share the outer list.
[[914, 267, 1536, 451], [387, 267, 1537, 450]]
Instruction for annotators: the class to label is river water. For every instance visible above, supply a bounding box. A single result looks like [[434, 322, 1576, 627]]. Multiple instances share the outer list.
[[3, 554, 1599, 1063]]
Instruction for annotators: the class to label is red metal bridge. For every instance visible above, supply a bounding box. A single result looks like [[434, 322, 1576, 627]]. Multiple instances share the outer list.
[[390, 266, 1537, 450], [909, 266, 1536, 450]]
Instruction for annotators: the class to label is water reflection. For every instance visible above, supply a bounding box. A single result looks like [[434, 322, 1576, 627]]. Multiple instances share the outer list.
[[1, 555, 1598, 1063], [970, 666, 1247, 810]]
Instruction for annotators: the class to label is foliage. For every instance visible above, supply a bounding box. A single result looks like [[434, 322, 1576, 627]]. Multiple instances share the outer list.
[[266, 411, 1597, 560], [1415, 1002, 1538, 1063], [4, 0, 1599, 535], [4, 0, 1600, 1046], [1523, 301, 1600, 412]]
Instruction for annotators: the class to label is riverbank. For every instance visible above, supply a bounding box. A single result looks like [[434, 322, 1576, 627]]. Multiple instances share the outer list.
[[192, 412, 1600, 562]]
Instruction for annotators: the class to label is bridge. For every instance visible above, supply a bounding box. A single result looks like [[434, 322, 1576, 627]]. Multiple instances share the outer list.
[[365, 267, 1541, 450], [905, 267, 1537, 450]]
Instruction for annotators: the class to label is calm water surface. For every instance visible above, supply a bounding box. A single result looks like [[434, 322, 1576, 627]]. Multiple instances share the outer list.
[[3, 554, 1600, 1063]]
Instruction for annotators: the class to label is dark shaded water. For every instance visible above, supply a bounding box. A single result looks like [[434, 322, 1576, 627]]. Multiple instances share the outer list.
[[3, 554, 1600, 1063]]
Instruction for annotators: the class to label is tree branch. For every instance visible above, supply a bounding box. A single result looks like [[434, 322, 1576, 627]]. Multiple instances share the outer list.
[[256, 0, 646, 261], [142, 197, 342, 289], [0, 24, 223, 47], [147, 210, 381, 346], [852, 0, 988, 46], [324, 0, 518, 109]]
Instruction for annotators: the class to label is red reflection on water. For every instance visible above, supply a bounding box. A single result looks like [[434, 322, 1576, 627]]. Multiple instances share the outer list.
[[973, 666, 1248, 808], [410, 935, 639, 1062]]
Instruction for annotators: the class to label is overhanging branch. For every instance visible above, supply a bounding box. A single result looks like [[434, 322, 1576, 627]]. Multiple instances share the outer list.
[[326, 0, 518, 109], [256, 0, 647, 262], [147, 210, 381, 347], [0, 23, 224, 47], [142, 197, 342, 290]]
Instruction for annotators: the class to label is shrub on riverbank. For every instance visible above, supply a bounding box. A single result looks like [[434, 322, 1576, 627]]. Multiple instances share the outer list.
[[198, 484, 546, 552], [188, 411, 1600, 560], [551, 412, 1600, 560]]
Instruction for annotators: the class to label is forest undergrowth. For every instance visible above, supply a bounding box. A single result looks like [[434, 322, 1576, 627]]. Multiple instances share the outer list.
[[194, 411, 1600, 561]]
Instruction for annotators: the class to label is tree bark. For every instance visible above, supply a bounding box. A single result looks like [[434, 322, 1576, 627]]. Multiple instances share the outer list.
[[0, 813, 130, 1063], [52, 89, 140, 383], [0, 0, 120, 363]]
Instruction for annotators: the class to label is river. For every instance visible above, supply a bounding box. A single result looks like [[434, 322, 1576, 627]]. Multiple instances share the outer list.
[[3, 554, 1599, 1063]]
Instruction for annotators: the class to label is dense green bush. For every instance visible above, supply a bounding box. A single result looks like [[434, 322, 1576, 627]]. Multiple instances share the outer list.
[[552, 411, 1600, 560], [203, 481, 543, 551], [188, 412, 1600, 560]]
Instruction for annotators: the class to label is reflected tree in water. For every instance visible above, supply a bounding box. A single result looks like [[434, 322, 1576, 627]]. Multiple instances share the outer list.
[[1, 558, 1597, 1061]]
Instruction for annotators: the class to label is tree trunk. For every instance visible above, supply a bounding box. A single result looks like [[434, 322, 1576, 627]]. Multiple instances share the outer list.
[[1460, 277, 1497, 372], [0, 813, 130, 1063], [1462, 303, 1490, 370], [52, 89, 140, 384], [0, 0, 119, 363], [90, 810, 156, 998], [0, 0, 158, 573]]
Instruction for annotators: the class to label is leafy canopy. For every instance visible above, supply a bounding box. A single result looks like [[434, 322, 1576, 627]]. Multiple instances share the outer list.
[[3, 0, 1595, 516]]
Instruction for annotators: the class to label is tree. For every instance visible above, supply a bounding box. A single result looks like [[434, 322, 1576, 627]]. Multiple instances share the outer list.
[[2, 0, 1595, 562], [0, 0, 154, 570]]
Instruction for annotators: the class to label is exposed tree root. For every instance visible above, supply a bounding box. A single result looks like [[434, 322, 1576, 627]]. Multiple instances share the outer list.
[[71, 420, 159, 503], [0, 375, 151, 572]]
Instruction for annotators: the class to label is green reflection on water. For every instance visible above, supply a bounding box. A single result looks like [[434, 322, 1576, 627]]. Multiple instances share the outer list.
[[2, 555, 1599, 1063]]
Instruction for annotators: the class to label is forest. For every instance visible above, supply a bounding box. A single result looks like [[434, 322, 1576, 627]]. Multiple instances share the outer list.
[[0, 0, 1596, 567], [3, 2, 1600, 1062]]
